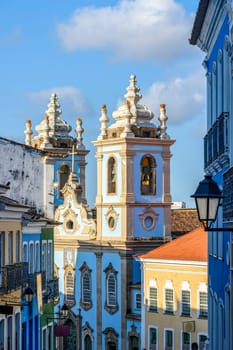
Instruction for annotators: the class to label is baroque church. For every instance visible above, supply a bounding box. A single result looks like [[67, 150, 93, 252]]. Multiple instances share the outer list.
[[0, 74, 174, 350]]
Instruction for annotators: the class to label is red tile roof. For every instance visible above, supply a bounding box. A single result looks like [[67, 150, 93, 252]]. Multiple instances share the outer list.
[[139, 226, 207, 262]]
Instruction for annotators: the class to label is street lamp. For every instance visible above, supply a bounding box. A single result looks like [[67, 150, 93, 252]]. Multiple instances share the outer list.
[[23, 286, 34, 304], [191, 174, 229, 231]]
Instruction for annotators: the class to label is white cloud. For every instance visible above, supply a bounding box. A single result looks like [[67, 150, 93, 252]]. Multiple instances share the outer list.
[[142, 69, 205, 125], [56, 0, 194, 62], [26, 86, 93, 118]]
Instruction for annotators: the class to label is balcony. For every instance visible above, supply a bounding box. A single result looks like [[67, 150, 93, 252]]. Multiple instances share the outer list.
[[204, 112, 229, 171], [0, 262, 28, 292]]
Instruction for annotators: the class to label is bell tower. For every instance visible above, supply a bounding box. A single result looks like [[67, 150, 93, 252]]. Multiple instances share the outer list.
[[24, 93, 89, 217], [93, 75, 175, 242]]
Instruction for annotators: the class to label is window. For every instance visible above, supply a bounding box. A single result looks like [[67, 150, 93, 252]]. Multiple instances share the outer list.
[[107, 157, 117, 194], [66, 220, 74, 230], [8, 231, 13, 265], [164, 329, 173, 350], [35, 242, 40, 272], [182, 332, 190, 350], [103, 327, 118, 350], [0, 319, 4, 350], [84, 334, 92, 350], [107, 273, 117, 306], [83, 322, 94, 350], [58, 164, 70, 197], [7, 316, 12, 350], [82, 272, 91, 303], [181, 290, 191, 316], [47, 241, 52, 281], [0, 233, 4, 286], [22, 242, 28, 263], [29, 242, 34, 274], [42, 242, 47, 275], [15, 231, 20, 263], [149, 327, 157, 350], [80, 262, 92, 310], [136, 293, 141, 310], [165, 289, 174, 314], [140, 155, 156, 195], [65, 267, 75, 304], [198, 334, 207, 350], [199, 292, 208, 318], [149, 287, 158, 312], [104, 263, 118, 314]]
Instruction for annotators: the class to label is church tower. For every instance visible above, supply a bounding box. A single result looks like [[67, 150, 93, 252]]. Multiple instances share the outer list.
[[73, 75, 175, 349], [93, 74, 174, 243], [24, 93, 89, 217]]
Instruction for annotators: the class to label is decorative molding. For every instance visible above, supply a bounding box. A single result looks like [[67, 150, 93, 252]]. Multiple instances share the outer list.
[[138, 206, 159, 231], [105, 206, 119, 231]]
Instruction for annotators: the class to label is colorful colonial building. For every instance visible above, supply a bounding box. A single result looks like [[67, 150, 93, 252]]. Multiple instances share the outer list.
[[138, 227, 208, 350], [190, 1, 233, 349]]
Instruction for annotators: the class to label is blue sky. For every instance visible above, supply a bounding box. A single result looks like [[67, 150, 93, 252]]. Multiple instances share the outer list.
[[0, 0, 205, 208]]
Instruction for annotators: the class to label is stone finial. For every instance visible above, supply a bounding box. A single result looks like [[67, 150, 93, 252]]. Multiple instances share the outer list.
[[41, 116, 52, 148], [158, 104, 170, 139], [120, 100, 134, 138], [24, 120, 33, 146], [76, 117, 85, 150], [124, 74, 142, 106], [98, 104, 109, 140]]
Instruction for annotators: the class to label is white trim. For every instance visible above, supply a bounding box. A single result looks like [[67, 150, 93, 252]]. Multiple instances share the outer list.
[[139, 258, 207, 267]]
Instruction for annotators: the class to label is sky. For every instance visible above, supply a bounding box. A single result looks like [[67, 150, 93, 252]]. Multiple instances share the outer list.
[[0, 0, 205, 208]]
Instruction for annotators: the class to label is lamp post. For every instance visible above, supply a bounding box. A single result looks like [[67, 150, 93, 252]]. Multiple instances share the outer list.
[[191, 174, 232, 350], [191, 175, 229, 231]]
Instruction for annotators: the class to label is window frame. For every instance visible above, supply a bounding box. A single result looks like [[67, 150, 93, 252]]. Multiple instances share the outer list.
[[164, 288, 174, 314], [148, 326, 158, 350], [149, 286, 158, 312], [164, 328, 174, 350], [181, 290, 191, 317], [199, 291, 208, 318], [64, 266, 75, 306], [80, 262, 92, 310], [104, 263, 118, 314]]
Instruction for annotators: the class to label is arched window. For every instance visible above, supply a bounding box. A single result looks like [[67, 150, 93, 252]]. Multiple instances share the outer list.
[[82, 272, 91, 303], [107, 273, 117, 306], [58, 164, 70, 197], [140, 155, 156, 195], [104, 263, 118, 314], [64, 267, 75, 305], [79, 262, 92, 310], [83, 322, 94, 350], [29, 242, 34, 274], [84, 335, 92, 350], [107, 157, 117, 194]]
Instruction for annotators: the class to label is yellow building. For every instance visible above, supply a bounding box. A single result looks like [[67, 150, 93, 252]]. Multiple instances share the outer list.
[[138, 227, 208, 350], [0, 184, 29, 348]]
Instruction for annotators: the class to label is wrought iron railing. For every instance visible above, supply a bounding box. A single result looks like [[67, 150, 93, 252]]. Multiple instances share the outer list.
[[204, 112, 229, 169], [0, 262, 28, 291]]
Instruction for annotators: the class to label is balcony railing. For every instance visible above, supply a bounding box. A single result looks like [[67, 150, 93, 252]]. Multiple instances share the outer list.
[[0, 262, 28, 292], [204, 112, 229, 170]]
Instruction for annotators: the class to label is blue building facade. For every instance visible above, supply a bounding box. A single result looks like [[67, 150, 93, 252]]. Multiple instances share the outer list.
[[190, 1, 233, 349]]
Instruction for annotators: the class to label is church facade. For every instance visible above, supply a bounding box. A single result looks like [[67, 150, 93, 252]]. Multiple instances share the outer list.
[[53, 75, 174, 349]]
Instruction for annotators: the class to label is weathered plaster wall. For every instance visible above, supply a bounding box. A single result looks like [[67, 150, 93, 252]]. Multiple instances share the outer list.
[[0, 138, 44, 212]]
